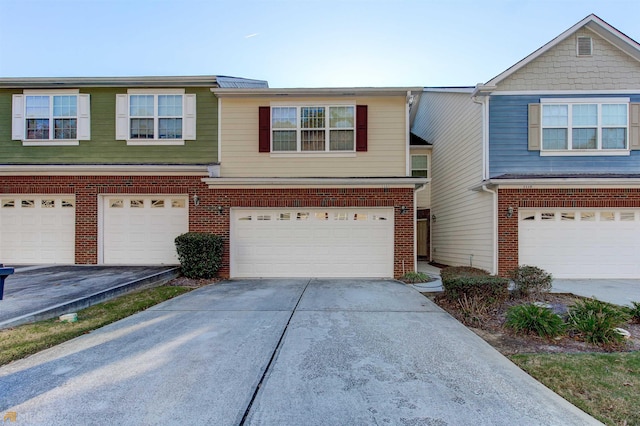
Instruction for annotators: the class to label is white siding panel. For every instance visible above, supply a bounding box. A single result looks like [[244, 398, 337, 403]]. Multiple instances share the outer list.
[[413, 92, 493, 272]]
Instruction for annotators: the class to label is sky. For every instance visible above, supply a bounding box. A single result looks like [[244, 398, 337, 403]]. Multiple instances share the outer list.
[[1, 0, 639, 88]]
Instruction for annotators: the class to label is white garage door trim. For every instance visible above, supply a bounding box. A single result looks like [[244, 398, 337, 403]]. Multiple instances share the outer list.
[[231, 207, 394, 278], [100, 194, 189, 265], [0, 195, 75, 264], [519, 209, 640, 279]]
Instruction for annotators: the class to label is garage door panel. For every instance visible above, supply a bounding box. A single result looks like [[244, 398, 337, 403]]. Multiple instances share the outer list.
[[103, 195, 188, 265], [519, 209, 640, 278], [0, 195, 75, 264], [231, 208, 394, 278]]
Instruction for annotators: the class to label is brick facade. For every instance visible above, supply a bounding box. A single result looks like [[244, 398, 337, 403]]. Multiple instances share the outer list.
[[497, 187, 640, 276], [1, 176, 414, 278]]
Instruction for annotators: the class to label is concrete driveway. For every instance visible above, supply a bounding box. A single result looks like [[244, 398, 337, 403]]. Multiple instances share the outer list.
[[0, 279, 600, 425]]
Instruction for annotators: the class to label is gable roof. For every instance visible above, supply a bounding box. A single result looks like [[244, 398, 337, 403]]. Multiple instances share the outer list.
[[473, 14, 640, 96]]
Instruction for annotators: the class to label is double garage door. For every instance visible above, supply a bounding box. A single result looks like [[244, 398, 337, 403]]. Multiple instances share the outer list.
[[231, 208, 394, 278], [519, 209, 640, 278], [0, 195, 188, 265]]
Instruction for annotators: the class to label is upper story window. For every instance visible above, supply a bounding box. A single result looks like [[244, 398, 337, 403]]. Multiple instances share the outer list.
[[271, 105, 355, 152], [12, 90, 90, 146], [116, 89, 196, 145], [259, 104, 367, 154], [541, 98, 628, 152], [411, 154, 429, 177]]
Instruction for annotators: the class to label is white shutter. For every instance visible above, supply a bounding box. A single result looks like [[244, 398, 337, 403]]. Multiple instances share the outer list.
[[115, 94, 128, 140], [12, 94, 24, 140], [77, 94, 91, 140], [183, 94, 196, 140]]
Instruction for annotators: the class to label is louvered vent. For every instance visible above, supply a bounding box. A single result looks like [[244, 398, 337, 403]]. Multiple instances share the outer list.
[[577, 36, 592, 56]]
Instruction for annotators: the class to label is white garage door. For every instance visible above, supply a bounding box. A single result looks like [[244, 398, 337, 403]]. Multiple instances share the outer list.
[[519, 209, 640, 279], [103, 195, 189, 265], [231, 208, 394, 278], [0, 195, 75, 264]]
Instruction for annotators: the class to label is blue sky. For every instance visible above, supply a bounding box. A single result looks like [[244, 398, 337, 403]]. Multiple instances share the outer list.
[[0, 0, 638, 87]]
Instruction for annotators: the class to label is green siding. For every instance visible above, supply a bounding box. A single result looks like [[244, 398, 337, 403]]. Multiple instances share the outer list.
[[0, 87, 218, 164]]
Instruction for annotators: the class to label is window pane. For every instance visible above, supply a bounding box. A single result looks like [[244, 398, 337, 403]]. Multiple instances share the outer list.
[[602, 128, 626, 149], [542, 128, 567, 149], [158, 118, 182, 139], [301, 107, 325, 129], [272, 107, 296, 129], [130, 118, 154, 138], [53, 95, 77, 117], [130, 95, 154, 116], [602, 104, 627, 126], [412, 155, 428, 169], [273, 130, 297, 151], [158, 95, 182, 116], [25, 96, 50, 118], [26, 119, 49, 139], [572, 104, 597, 126], [329, 106, 354, 128], [329, 130, 354, 150], [302, 130, 325, 151], [54, 118, 77, 139], [542, 105, 568, 126], [412, 169, 428, 177], [572, 128, 597, 149]]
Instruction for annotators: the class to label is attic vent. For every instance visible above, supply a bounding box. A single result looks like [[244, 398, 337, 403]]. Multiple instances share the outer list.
[[577, 36, 592, 56]]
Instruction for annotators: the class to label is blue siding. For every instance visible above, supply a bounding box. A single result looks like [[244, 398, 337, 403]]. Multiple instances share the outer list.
[[489, 94, 640, 177]]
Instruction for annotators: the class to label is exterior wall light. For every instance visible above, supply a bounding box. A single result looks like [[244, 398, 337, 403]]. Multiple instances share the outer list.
[[507, 206, 514, 218], [193, 195, 200, 206]]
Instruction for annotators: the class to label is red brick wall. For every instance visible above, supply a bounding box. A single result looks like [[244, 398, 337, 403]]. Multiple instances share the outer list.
[[497, 187, 640, 276], [1, 176, 414, 278]]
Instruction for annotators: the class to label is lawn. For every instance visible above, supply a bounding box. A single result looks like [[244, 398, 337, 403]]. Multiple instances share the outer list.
[[510, 352, 640, 426], [0, 285, 191, 367]]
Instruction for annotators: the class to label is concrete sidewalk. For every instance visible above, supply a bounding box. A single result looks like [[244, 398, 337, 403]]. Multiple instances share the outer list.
[[0, 265, 179, 329], [0, 279, 600, 425], [552, 278, 640, 306]]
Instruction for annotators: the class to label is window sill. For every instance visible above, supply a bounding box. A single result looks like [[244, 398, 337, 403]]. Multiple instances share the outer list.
[[126, 139, 185, 146], [269, 152, 357, 158], [22, 140, 80, 146], [539, 150, 630, 157]]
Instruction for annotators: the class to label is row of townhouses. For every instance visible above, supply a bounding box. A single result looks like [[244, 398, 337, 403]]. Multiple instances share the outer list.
[[1, 15, 639, 280]]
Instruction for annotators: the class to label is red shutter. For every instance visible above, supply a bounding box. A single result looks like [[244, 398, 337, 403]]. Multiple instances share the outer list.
[[259, 106, 270, 152], [356, 105, 368, 152]]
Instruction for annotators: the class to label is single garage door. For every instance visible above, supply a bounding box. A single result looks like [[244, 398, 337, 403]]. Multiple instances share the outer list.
[[0, 195, 75, 264], [519, 209, 640, 278], [231, 208, 394, 278], [103, 195, 188, 265]]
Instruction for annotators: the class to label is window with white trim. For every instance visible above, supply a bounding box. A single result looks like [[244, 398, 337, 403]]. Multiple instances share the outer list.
[[411, 154, 429, 177], [272, 105, 355, 152], [12, 90, 90, 145], [541, 99, 628, 151], [115, 90, 196, 145]]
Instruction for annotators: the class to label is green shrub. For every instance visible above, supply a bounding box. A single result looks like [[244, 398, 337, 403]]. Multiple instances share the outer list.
[[457, 294, 490, 326], [568, 298, 630, 346], [441, 266, 509, 305], [505, 304, 565, 338], [509, 265, 553, 298], [624, 302, 640, 323], [174, 232, 224, 279], [399, 271, 433, 284]]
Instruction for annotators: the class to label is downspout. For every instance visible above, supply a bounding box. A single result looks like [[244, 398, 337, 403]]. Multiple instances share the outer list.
[[481, 184, 498, 275]]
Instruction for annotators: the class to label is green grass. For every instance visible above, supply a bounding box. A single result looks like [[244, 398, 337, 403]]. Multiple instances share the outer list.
[[0, 286, 191, 366], [510, 352, 640, 426]]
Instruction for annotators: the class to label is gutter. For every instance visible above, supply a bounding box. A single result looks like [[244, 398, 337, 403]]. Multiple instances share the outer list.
[[202, 177, 430, 188], [0, 164, 217, 176]]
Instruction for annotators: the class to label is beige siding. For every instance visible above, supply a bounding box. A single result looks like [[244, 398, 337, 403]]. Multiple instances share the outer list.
[[416, 92, 494, 272], [219, 96, 407, 177], [410, 147, 431, 208], [496, 29, 640, 91]]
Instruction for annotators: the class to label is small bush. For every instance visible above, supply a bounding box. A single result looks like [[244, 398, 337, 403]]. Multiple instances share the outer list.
[[624, 301, 640, 323], [509, 265, 553, 298], [457, 294, 490, 326], [399, 271, 433, 284], [174, 232, 224, 279], [505, 304, 565, 338], [568, 298, 630, 346], [441, 266, 509, 305]]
